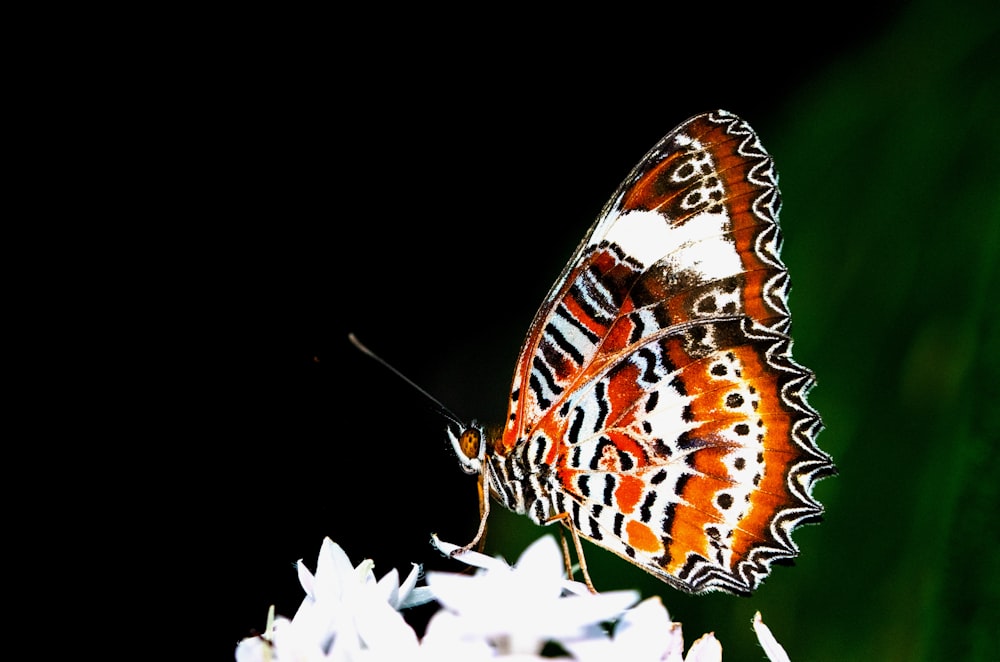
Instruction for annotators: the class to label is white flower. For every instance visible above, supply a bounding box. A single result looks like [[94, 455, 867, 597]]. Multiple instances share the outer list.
[[427, 534, 639, 655], [235, 537, 426, 662], [235, 536, 798, 661]]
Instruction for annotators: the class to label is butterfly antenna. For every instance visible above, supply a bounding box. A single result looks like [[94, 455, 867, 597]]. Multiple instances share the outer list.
[[348, 333, 466, 430]]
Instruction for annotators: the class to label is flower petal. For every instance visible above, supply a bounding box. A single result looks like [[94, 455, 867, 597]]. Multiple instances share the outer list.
[[312, 537, 356, 602], [399, 586, 436, 609], [612, 596, 677, 653], [685, 632, 722, 662], [546, 590, 640, 637], [395, 562, 436, 609], [430, 534, 509, 572], [354, 592, 420, 652], [513, 535, 564, 576], [753, 612, 791, 662], [421, 610, 503, 660], [375, 567, 400, 605], [296, 557, 316, 599], [398, 563, 420, 599], [424, 571, 482, 614], [663, 622, 686, 662]]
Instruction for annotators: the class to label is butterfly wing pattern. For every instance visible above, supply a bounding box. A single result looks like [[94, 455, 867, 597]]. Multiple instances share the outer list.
[[448, 110, 835, 595]]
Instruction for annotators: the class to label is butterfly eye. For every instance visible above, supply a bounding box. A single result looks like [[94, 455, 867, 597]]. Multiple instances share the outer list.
[[458, 428, 482, 461]]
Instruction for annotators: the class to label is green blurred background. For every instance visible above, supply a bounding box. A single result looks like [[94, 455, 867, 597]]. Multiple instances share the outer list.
[[207, 1, 998, 659]]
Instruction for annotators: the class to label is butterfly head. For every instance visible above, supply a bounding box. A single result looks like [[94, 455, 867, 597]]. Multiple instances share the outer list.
[[447, 421, 486, 476]]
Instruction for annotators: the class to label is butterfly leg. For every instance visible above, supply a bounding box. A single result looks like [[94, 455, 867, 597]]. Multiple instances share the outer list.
[[546, 511, 596, 593], [556, 528, 575, 582], [453, 472, 491, 555]]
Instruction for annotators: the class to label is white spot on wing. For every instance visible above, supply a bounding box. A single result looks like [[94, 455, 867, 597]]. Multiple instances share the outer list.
[[642, 383, 695, 443], [663, 211, 743, 282], [603, 209, 743, 282], [600, 210, 673, 267], [674, 133, 698, 148]]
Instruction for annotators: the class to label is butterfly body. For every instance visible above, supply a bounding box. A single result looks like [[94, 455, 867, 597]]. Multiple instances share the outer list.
[[447, 110, 834, 595]]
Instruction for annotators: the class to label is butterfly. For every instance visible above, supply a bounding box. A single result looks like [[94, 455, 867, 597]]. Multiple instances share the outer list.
[[400, 110, 835, 595]]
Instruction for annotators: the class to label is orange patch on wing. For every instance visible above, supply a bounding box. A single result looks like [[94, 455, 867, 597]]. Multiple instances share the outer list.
[[686, 442, 733, 480], [605, 363, 643, 414], [602, 318, 634, 354], [626, 519, 663, 554], [614, 475, 644, 513], [664, 503, 712, 573]]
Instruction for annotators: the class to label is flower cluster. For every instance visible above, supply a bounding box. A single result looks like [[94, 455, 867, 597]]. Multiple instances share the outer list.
[[235, 536, 791, 661]]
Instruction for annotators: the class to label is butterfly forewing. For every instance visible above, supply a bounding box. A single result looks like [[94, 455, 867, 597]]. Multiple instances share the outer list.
[[491, 110, 833, 594]]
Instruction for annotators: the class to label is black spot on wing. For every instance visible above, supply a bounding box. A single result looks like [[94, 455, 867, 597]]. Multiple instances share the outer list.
[[640, 491, 656, 523], [603, 474, 615, 506], [545, 321, 585, 365], [628, 312, 646, 345], [636, 347, 659, 383], [593, 382, 609, 432], [568, 407, 585, 445]]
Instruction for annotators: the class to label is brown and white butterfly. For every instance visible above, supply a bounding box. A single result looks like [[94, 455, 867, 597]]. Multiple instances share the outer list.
[[436, 110, 835, 596]]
